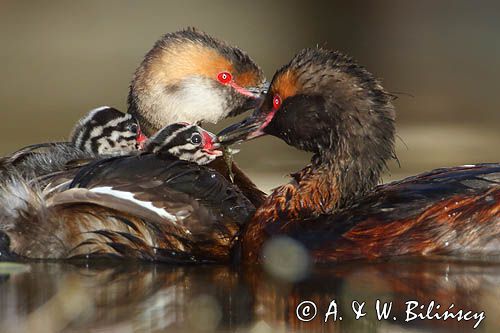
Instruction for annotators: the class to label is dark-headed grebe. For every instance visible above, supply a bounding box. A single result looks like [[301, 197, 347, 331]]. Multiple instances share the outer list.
[[219, 48, 500, 263]]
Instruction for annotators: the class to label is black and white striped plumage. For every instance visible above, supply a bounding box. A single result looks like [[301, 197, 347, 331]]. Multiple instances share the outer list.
[[0, 124, 252, 263], [144, 123, 222, 165], [0, 106, 146, 179], [70, 106, 145, 155]]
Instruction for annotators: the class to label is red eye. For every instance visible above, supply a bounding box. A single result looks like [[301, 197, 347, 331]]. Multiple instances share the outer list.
[[217, 72, 232, 84], [272, 95, 282, 110]]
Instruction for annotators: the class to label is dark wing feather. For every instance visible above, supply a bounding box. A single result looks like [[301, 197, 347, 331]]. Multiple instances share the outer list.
[[21, 153, 256, 262], [0, 142, 67, 166], [0, 142, 92, 178], [68, 154, 255, 224], [273, 164, 500, 261]]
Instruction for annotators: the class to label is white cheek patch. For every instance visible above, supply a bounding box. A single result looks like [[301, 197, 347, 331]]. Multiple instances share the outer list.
[[167, 143, 198, 155], [166, 142, 216, 165], [150, 125, 196, 154], [141, 77, 228, 125], [178, 78, 226, 123], [176, 149, 216, 165], [194, 153, 215, 165], [89, 186, 177, 223]]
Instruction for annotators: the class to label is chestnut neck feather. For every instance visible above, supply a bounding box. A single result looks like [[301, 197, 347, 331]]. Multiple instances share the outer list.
[[256, 148, 388, 224]]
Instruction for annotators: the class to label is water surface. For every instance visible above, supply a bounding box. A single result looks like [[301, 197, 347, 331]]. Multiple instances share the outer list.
[[1, 260, 498, 332]]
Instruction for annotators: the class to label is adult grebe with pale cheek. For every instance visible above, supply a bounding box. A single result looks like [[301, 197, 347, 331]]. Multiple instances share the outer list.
[[219, 48, 500, 263]]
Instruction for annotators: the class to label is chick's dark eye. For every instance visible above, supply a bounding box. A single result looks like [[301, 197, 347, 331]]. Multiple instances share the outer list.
[[127, 123, 138, 133], [190, 133, 202, 145]]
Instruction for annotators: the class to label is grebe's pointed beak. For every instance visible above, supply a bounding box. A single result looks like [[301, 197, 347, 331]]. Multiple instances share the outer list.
[[219, 81, 271, 144], [226, 80, 268, 118], [246, 81, 270, 96], [217, 108, 272, 145]]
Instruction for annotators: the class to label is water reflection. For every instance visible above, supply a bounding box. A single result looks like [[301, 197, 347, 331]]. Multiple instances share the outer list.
[[1, 260, 498, 332]]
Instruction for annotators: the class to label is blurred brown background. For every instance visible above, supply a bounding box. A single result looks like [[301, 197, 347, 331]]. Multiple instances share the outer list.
[[1, 0, 499, 192]]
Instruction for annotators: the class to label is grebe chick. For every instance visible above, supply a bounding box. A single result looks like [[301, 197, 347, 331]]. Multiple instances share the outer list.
[[0, 123, 252, 263], [0, 106, 146, 179], [143, 123, 222, 165]]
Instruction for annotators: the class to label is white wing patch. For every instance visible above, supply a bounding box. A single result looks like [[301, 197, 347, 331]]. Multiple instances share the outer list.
[[89, 186, 177, 223]]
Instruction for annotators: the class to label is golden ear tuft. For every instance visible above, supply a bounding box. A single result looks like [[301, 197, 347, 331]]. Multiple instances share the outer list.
[[148, 44, 233, 85], [272, 70, 300, 100], [235, 70, 261, 87]]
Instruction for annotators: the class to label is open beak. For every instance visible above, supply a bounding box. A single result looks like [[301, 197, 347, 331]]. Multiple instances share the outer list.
[[218, 80, 275, 145], [246, 81, 270, 95], [201, 130, 223, 157], [227, 81, 269, 117], [232, 81, 269, 98], [217, 108, 272, 146], [246, 81, 269, 106]]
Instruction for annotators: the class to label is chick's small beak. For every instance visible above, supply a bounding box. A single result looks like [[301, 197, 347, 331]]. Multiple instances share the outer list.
[[136, 129, 148, 150], [201, 130, 223, 156]]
